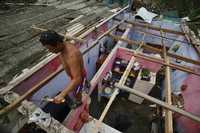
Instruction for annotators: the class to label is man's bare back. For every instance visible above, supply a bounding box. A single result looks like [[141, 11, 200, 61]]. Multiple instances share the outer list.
[[60, 43, 84, 79], [39, 30, 85, 105]]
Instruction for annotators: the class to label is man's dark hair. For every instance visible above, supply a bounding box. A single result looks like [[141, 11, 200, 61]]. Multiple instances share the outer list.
[[39, 30, 64, 46]]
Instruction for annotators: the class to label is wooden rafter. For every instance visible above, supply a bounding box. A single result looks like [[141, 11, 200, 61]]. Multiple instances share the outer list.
[[94, 55, 135, 132], [114, 18, 185, 36], [161, 30, 173, 133], [115, 83, 200, 123], [108, 33, 200, 66], [164, 56, 173, 133], [108, 34, 200, 76]]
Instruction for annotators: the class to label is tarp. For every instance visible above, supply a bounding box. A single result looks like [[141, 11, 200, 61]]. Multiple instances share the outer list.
[[135, 7, 158, 23]]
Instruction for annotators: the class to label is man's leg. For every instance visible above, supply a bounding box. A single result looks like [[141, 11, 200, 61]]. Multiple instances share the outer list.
[[67, 88, 82, 109]]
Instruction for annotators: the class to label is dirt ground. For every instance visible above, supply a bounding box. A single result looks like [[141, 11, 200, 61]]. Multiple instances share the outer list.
[[89, 71, 163, 133], [89, 87, 162, 133]]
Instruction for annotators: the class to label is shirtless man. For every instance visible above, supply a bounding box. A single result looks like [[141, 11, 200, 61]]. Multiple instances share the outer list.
[[39, 30, 86, 107]]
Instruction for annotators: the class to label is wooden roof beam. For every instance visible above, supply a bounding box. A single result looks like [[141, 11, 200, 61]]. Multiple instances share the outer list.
[[115, 83, 200, 123], [161, 30, 173, 133], [108, 33, 200, 66], [113, 18, 185, 36], [117, 46, 200, 77], [125, 28, 200, 66]]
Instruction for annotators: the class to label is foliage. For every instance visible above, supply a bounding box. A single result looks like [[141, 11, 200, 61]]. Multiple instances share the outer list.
[[172, 44, 180, 52], [141, 68, 150, 78]]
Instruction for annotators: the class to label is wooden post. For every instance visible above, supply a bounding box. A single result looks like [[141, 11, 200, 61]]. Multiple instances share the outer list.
[[113, 18, 185, 36], [131, 27, 187, 46], [124, 23, 200, 65], [161, 30, 173, 133], [93, 89, 119, 133], [0, 66, 62, 116], [119, 56, 135, 85], [79, 5, 128, 38], [94, 55, 135, 133], [115, 84, 200, 123], [164, 57, 173, 133], [138, 52, 200, 76]]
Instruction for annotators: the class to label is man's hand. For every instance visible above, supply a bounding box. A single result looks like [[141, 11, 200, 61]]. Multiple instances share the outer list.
[[53, 94, 65, 104]]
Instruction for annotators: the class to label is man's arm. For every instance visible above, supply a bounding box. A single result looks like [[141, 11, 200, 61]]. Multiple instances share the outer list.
[[54, 53, 82, 103]]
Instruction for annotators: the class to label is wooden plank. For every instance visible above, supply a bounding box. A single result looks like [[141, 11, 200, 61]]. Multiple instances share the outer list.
[[94, 55, 135, 132], [132, 27, 200, 62], [135, 32, 146, 53], [82, 20, 124, 55], [0, 66, 62, 116], [164, 57, 173, 133], [93, 89, 119, 133], [136, 52, 200, 76], [131, 27, 189, 46], [109, 33, 200, 66], [115, 84, 200, 123], [109, 33, 162, 53], [128, 70, 156, 104], [80, 118, 121, 133], [119, 47, 200, 76], [161, 30, 173, 133], [99, 89, 119, 122], [167, 52, 200, 66], [114, 18, 185, 36]]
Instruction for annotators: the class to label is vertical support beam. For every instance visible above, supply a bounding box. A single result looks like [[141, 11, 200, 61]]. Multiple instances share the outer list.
[[164, 57, 173, 133], [108, 33, 200, 66], [161, 30, 173, 133], [115, 83, 200, 123], [93, 89, 119, 133]]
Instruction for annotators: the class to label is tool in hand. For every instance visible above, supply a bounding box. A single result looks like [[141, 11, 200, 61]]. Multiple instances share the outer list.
[[31, 96, 66, 105], [42, 96, 65, 103]]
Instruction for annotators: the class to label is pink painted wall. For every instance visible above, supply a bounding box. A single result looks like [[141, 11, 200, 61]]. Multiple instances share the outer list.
[[177, 69, 200, 133], [117, 48, 162, 73], [13, 57, 61, 96]]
